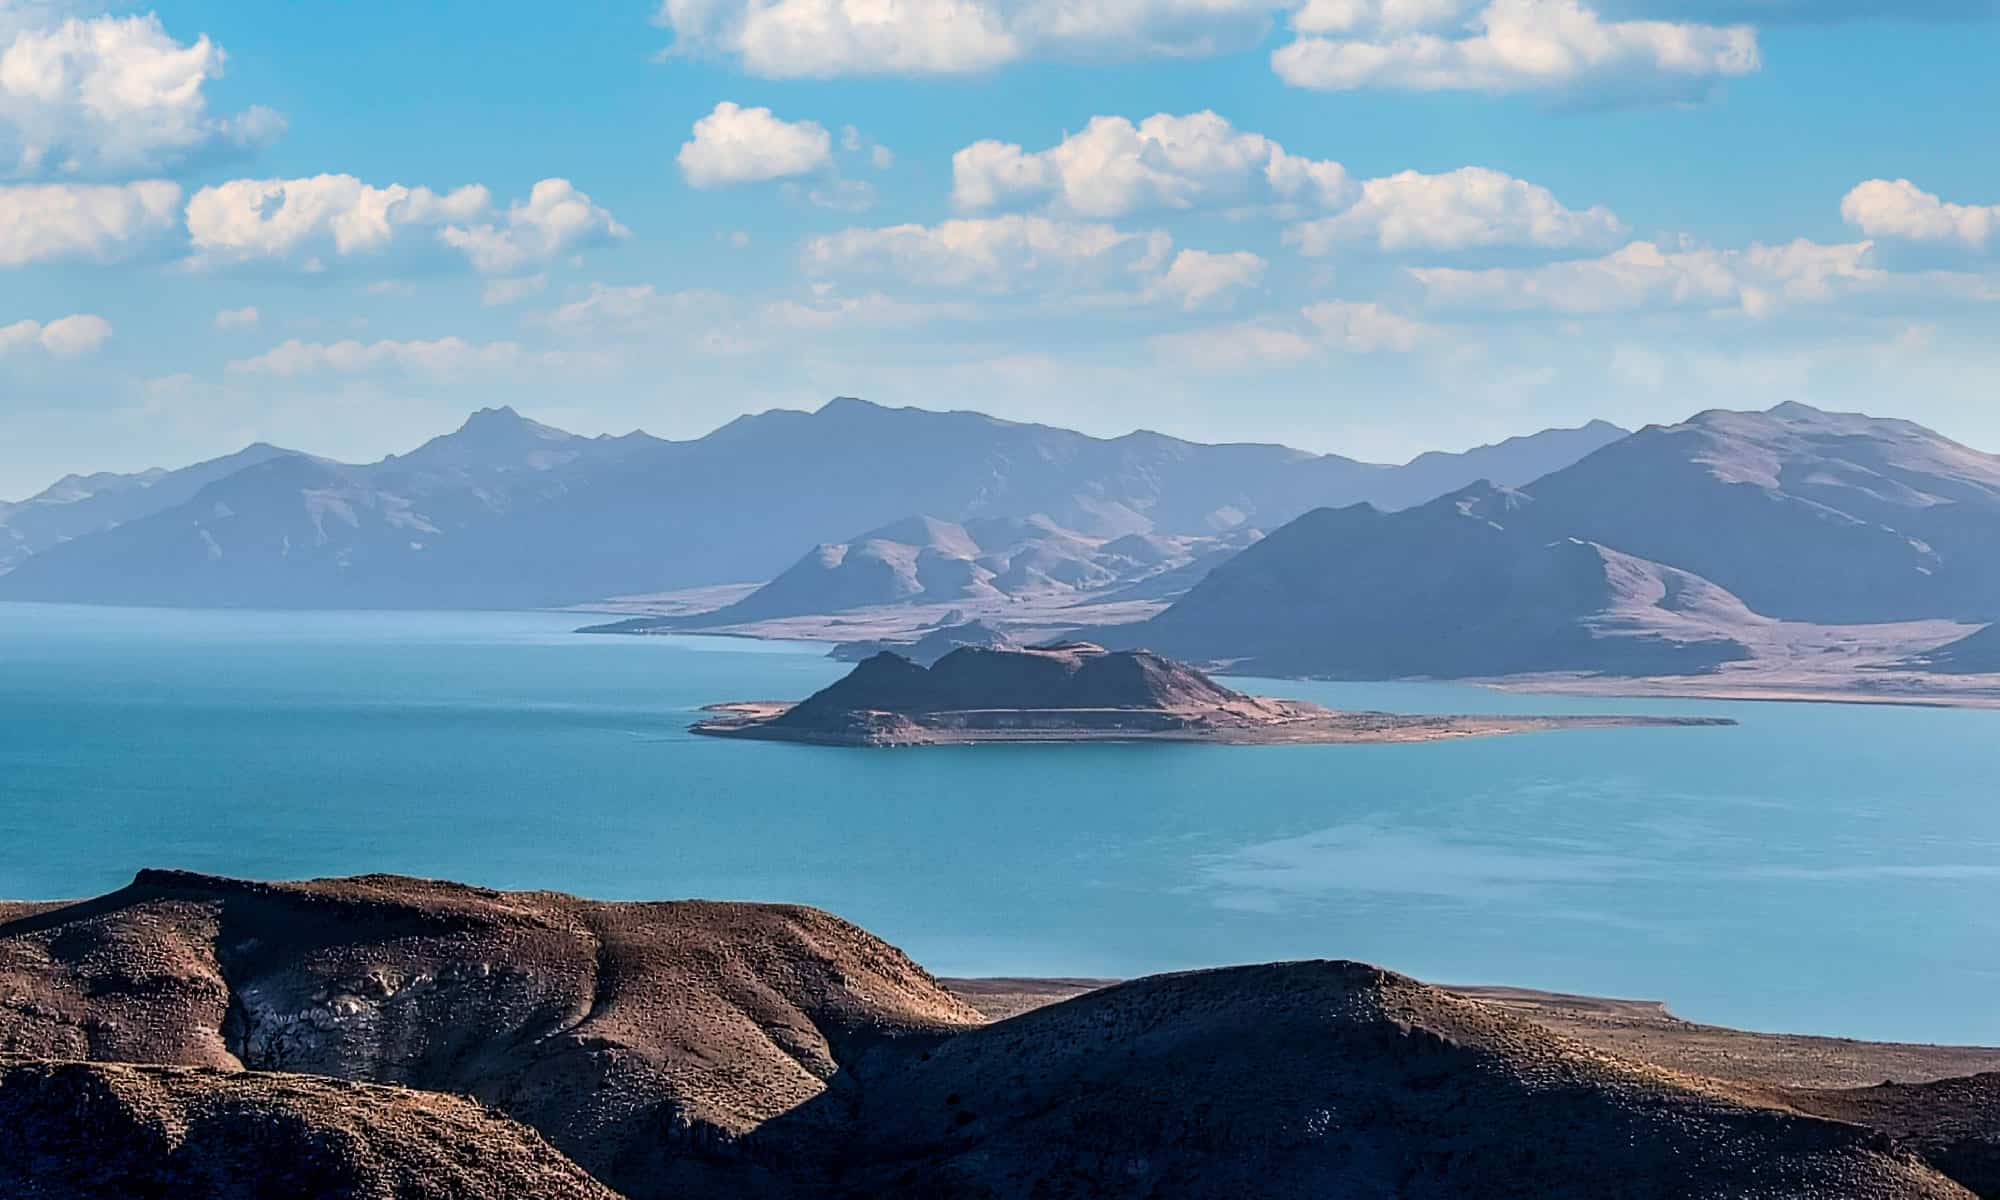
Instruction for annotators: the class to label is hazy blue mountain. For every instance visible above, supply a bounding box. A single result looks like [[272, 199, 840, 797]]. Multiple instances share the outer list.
[[1914, 623, 2000, 674], [1360, 419, 1628, 512], [1124, 403, 2000, 678], [0, 409, 661, 608], [1523, 403, 2000, 623], [0, 443, 295, 573], [0, 398, 1624, 610], [1127, 482, 1762, 678]]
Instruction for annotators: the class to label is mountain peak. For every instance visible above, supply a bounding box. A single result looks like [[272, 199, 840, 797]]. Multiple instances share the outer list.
[[393, 407, 578, 468], [818, 396, 887, 417]]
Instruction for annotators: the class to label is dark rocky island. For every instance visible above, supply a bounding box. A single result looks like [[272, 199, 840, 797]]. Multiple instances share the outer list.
[[693, 641, 1734, 746], [4, 869, 1997, 1199]]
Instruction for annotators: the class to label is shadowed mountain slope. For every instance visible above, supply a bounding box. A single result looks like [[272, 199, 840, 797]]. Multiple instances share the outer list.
[[838, 960, 1969, 1199], [1915, 623, 2000, 674], [1130, 481, 1763, 678], [0, 400, 1621, 610], [0, 1060, 618, 1200]]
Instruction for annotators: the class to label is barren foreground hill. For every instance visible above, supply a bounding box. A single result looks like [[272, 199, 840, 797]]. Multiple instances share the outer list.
[[1, 870, 1993, 1199], [0, 1060, 618, 1200]]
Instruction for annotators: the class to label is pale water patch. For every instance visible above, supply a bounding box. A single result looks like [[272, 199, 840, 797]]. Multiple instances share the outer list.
[[1, 602, 1997, 1044]]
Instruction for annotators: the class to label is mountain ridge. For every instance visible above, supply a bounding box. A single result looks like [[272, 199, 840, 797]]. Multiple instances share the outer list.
[[0, 399, 1626, 610]]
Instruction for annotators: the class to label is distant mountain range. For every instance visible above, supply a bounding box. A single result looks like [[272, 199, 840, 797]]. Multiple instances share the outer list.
[[0, 443, 295, 575], [1130, 403, 2000, 678], [0, 399, 1626, 610]]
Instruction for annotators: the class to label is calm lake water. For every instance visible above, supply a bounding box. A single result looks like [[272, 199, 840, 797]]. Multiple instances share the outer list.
[[3, 602, 1997, 1044]]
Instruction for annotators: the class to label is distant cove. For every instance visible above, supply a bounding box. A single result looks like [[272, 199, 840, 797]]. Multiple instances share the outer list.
[[3, 603, 1998, 1045]]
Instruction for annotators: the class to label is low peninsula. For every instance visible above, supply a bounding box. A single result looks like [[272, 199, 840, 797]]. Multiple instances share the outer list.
[[692, 641, 1734, 746]]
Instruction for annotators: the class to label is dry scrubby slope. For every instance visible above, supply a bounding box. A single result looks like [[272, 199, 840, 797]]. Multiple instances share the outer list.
[[0, 869, 981, 1200], [0, 1060, 618, 1200], [3, 870, 1993, 1199]]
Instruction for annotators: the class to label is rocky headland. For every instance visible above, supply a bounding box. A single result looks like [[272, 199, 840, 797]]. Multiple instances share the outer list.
[[4, 869, 1998, 1198], [692, 641, 1734, 746]]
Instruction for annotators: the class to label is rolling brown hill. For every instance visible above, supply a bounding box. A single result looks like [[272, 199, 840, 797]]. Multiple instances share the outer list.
[[3, 871, 1992, 1199], [0, 1060, 618, 1200], [0, 868, 981, 1199]]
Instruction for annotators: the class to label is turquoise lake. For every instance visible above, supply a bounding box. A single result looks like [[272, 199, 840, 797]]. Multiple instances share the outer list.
[[3, 602, 1996, 1045]]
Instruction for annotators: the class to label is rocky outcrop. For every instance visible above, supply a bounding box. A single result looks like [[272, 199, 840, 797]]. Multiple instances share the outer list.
[[0, 1059, 618, 1200], [0, 869, 982, 1199]]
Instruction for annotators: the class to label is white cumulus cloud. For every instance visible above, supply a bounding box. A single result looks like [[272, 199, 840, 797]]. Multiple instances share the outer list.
[[212, 304, 258, 330], [0, 12, 283, 176], [0, 312, 111, 357], [0, 179, 178, 265], [655, 0, 1277, 77], [679, 101, 834, 186], [1150, 248, 1267, 308], [1272, 0, 1760, 104], [186, 175, 625, 274], [1410, 238, 1881, 317], [1284, 165, 1625, 253], [435, 179, 629, 273], [1841, 179, 1998, 250], [952, 110, 1350, 217]]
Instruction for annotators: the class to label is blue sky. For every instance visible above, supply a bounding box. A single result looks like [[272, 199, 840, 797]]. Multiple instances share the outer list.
[[2, 0, 1996, 497]]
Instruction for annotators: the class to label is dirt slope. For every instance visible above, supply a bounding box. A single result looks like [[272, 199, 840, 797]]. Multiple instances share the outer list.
[[0, 1059, 619, 1200]]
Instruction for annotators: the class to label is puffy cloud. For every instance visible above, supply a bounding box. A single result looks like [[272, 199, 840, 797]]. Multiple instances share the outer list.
[[952, 115, 1617, 259], [186, 174, 488, 260], [802, 214, 1173, 293], [1597, 0, 1994, 21], [1152, 298, 1435, 367], [654, 0, 1275, 77], [1272, 0, 1760, 104], [186, 175, 625, 273], [1841, 178, 1997, 249], [0, 312, 111, 357], [225, 337, 576, 378], [1410, 238, 1881, 317], [952, 110, 1349, 217], [679, 101, 834, 187], [1285, 166, 1624, 253], [0, 179, 178, 265], [1149, 248, 1267, 308], [434, 179, 629, 274], [0, 13, 282, 176], [212, 305, 258, 330]]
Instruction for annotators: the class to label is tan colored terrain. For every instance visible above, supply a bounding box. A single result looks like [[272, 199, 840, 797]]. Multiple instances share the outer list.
[[954, 978, 2000, 1092], [4, 871, 1997, 1199], [0, 1059, 618, 1200]]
